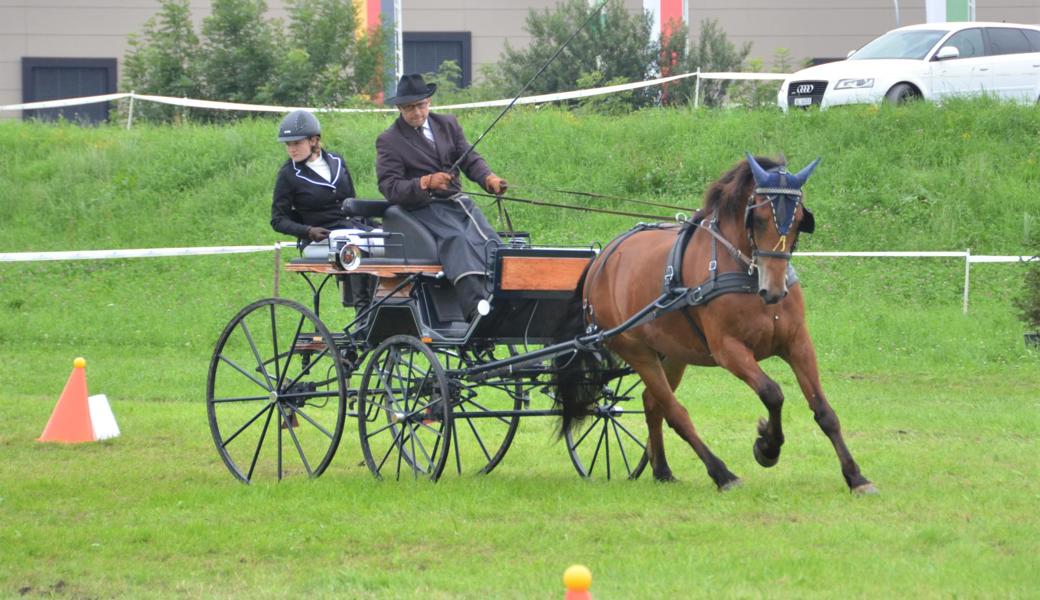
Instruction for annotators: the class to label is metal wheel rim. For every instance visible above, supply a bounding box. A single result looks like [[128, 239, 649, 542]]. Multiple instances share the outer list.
[[357, 335, 452, 481], [438, 345, 524, 476], [206, 298, 348, 483]]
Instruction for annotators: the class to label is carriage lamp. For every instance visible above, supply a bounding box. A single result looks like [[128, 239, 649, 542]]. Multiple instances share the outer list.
[[335, 243, 363, 271]]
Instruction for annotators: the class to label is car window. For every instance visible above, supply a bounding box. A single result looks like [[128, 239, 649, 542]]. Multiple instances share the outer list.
[[850, 29, 947, 60], [1022, 29, 1040, 52], [987, 27, 1031, 56], [941, 29, 984, 59]]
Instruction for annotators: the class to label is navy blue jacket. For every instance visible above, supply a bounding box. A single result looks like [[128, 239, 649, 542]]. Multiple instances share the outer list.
[[271, 149, 367, 239]]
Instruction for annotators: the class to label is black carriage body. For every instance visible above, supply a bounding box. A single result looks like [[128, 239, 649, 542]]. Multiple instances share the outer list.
[[212, 197, 647, 484]]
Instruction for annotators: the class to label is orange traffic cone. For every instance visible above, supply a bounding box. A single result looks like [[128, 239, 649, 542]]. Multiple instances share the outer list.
[[38, 357, 95, 443]]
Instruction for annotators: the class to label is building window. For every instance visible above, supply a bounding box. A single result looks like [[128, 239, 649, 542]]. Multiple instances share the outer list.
[[21, 58, 117, 124], [403, 32, 471, 88]]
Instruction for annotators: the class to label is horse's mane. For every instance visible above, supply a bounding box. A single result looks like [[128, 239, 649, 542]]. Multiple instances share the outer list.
[[702, 155, 783, 221]]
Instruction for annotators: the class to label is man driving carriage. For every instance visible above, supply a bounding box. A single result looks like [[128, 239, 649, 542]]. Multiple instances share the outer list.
[[375, 74, 509, 321]]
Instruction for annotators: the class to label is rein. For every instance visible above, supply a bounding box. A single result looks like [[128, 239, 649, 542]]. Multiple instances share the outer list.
[[467, 190, 672, 221], [509, 184, 692, 212]]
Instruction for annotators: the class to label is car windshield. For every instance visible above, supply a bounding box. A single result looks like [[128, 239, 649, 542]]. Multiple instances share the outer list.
[[850, 29, 947, 60]]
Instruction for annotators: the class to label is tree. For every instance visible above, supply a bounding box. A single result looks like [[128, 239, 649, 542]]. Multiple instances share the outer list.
[[659, 19, 751, 107], [122, 0, 201, 121], [199, 0, 281, 108], [488, 0, 657, 108], [266, 0, 385, 106]]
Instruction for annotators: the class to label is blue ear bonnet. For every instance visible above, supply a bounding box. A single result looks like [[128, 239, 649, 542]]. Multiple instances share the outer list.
[[745, 153, 820, 235]]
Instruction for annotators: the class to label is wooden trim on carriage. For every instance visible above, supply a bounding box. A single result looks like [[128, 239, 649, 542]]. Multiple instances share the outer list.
[[285, 261, 442, 277]]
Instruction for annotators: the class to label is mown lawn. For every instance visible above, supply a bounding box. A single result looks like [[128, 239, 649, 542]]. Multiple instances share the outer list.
[[2, 102, 1039, 597]]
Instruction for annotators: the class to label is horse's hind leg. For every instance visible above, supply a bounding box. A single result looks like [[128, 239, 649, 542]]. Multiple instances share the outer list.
[[785, 335, 876, 494], [641, 357, 687, 482], [712, 340, 787, 468], [626, 350, 740, 490]]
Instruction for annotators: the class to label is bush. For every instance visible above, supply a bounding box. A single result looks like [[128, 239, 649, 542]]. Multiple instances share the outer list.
[[121, 0, 202, 122], [122, 0, 384, 122], [1014, 255, 1040, 331], [487, 0, 657, 109], [659, 19, 751, 107]]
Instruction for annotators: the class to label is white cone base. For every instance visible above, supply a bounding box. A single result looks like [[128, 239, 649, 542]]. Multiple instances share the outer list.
[[87, 394, 120, 440]]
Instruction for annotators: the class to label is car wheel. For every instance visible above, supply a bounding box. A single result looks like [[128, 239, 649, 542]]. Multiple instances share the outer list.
[[884, 83, 919, 105]]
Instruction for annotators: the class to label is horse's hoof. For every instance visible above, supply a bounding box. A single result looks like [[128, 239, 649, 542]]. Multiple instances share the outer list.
[[718, 477, 743, 492], [654, 472, 678, 483], [753, 438, 780, 468], [851, 482, 879, 495]]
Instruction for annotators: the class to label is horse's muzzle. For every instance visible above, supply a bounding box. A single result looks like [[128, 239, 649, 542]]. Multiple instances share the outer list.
[[759, 287, 787, 304]]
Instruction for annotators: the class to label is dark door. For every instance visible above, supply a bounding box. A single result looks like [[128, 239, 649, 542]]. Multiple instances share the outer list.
[[22, 58, 117, 124]]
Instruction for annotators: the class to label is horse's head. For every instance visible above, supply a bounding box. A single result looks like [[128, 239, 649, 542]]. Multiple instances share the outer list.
[[743, 153, 820, 304]]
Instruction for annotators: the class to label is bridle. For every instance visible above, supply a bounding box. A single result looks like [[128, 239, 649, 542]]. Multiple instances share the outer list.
[[743, 165, 816, 268]]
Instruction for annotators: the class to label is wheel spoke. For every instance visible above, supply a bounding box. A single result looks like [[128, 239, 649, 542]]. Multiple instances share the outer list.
[[293, 406, 335, 440], [274, 312, 308, 391], [278, 403, 313, 477], [211, 393, 272, 404], [246, 406, 276, 482], [586, 421, 608, 475], [217, 354, 272, 392], [221, 401, 275, 448], [239, 321, 275, 389]]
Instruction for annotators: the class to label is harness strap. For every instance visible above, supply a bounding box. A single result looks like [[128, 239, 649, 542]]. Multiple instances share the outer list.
[[693, 215, 754, 272], [585, 222, 679, 331]]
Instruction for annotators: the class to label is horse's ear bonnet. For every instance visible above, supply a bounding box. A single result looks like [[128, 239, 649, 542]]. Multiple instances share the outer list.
[[745, 153, 820, 235]]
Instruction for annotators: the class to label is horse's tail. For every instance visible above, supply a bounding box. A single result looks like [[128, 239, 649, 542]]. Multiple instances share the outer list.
[[551, 260, 608, 439]]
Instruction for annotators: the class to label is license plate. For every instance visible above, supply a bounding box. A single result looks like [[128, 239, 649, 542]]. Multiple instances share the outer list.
[[794, 97, 812, 107]]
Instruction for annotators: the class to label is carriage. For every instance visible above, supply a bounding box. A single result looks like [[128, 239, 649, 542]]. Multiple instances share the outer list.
[[206, 155, 876, 493], [206, 196, 649, 483]]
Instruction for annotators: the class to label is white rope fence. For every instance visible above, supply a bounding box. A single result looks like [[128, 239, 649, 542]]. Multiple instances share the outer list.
[[0, 69, 788, 122], [1, 245, 1035, 314]]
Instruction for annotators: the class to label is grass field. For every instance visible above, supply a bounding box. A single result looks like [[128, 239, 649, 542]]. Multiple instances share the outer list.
[[1, 102, 1039, 597]]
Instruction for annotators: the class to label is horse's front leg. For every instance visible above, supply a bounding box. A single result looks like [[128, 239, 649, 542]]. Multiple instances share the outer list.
[[784, 333, 877, 494], [711, 338, 787, 468], [625, 350, 740, 491]]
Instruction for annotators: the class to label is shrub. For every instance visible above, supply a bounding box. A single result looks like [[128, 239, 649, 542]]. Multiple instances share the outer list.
[[487, 0, 657, 109]]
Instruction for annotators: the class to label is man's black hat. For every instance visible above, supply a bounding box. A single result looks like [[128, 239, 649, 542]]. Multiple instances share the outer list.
[[387, 73, 437, 106]]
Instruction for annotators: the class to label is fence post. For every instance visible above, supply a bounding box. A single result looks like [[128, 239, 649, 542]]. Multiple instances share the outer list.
[[126, 91, 135, 130], [693, 68, 702, 109], [273, 243, 281, 298], [962, 248, 971, 314]]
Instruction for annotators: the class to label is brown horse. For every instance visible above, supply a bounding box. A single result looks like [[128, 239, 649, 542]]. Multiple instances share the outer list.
[[557, 155, 876, 494]]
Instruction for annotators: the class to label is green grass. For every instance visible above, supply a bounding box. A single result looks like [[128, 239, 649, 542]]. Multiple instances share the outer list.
[[1, 102, 1039, 597]]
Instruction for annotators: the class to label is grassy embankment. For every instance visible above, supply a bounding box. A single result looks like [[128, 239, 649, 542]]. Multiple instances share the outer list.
[[0, 102, 1038, 598]]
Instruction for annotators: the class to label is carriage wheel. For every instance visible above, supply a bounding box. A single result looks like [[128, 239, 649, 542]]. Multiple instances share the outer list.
[[437, 346, 524, 476], [564, 368, 649, 480], [357, 335, 452, 481], [207, 298, 348, 483]]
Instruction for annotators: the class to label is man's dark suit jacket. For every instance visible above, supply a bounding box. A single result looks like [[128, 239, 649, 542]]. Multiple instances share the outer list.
[[375, 112, 493, 207]]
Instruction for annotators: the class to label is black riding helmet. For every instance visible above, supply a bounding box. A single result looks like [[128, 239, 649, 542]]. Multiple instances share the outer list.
[[277, 109, 321, 142]]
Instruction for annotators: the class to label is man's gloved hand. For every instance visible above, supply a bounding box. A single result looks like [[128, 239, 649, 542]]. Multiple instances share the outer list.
[[421, 172, 454, 191], [307, 226, 330, 242], [484, 174, 508, 195]]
